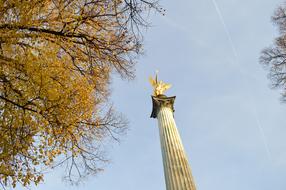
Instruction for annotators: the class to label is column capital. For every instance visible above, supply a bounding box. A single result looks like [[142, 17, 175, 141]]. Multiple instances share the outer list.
[[151, 95, 176, 118]]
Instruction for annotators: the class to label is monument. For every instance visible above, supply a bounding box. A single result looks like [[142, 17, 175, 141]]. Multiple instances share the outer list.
[[150, 73, 196, 190]]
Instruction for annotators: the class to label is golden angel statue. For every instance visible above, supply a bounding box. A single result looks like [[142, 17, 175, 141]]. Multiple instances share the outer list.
[[149, 72, 172, 96]]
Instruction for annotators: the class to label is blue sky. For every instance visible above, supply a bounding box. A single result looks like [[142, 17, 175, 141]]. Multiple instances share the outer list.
[[17, 0, 286, 189]]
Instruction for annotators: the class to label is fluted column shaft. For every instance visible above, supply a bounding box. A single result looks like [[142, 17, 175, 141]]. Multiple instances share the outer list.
[[151, 95, 196, 190]]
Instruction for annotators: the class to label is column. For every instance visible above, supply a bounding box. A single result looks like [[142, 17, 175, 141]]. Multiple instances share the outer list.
[[151, 95, 196, 190]]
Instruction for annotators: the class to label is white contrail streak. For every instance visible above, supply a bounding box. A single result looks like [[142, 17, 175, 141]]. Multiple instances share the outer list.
[[210, 0, 272, 162], [211, 0, 239, 60], [251, 105, 272, 161]]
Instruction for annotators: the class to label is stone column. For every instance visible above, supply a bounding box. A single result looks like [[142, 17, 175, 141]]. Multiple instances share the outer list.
[[151, 95, 196, 190]]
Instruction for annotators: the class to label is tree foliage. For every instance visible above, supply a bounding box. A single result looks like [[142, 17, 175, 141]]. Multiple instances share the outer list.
[[261, 3, 286, 101], [0, 0, 161, 188]]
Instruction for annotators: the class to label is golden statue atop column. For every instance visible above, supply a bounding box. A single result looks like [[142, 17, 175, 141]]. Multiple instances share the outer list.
[[149, 72, 197, 190], [149, 72, 172, 96]]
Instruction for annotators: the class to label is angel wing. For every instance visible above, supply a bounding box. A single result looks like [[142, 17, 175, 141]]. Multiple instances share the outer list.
[[149, 76, 157, 87], [162, 83, 171, 92]]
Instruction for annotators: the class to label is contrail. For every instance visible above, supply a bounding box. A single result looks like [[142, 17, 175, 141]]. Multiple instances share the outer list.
[[251, 104, 272, 161], [211, 0, 239, 60], [210, 0, 272, 162]]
